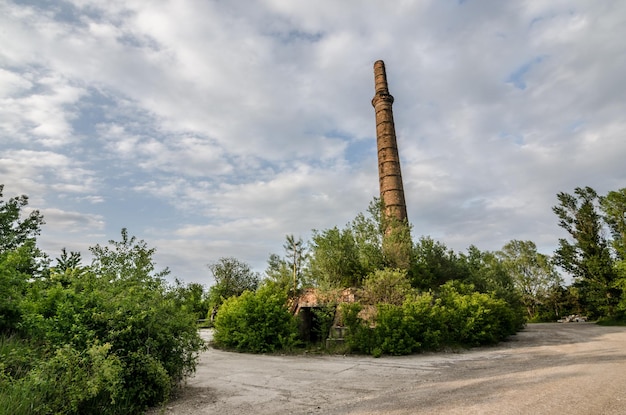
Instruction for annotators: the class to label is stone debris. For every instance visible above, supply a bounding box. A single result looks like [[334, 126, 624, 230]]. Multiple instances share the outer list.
[[557, 314, 588, 323]]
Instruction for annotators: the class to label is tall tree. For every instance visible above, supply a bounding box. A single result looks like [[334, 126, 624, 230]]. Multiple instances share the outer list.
[[458, 245, 523, 318], [172, 280, 210, 320], [0, 184, 45, 254], [350, 198, 385, 274], [411, 237, 461, 289], [599, 188, 626, 317], [207, 257, 260, 311], [308, 226, 363, 288], [264, 253, 292, 293], [0, 186, 46, 332], [600, 188, 626, 261], [284, 234, 306, 296], [498, 240, 562, 320], [553, 187, 618, 316], [90, 228, 169, 284], [54, 248, 83, 272]]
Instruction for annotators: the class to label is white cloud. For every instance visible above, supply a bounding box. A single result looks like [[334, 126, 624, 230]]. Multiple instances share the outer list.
[[40, 208, 105, 233], [2, 0, 625, 281], [0, 150, 98, 204], [0, 69, 86, 146]]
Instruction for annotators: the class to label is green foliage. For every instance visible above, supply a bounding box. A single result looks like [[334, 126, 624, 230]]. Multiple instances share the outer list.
[[338, 302, 374, 353], [341, 283, 522, 356], [458, 246, 524, 315], [264, 253, 294, 294], [308, 226, 364, 288], [90, 227, 169, 283], [410, 237, 463, 289], [600, 189, 626, 260], [497, 240, 563, 320], [0, 187, 48, 334], [437, 282, 520, 346], [553, 187, 620, 317], [213, 285, 299, 353], [0, 244, 33, 334], [0, 185, 45, 255], [1, 229, 206, 414], [172, 280, 210, 321], [381, 216, 413, 271], [361, 268, 413, 305], [350, 199, 385, 274], [20, 343, 123, 415], [207, 256, 260, 311]]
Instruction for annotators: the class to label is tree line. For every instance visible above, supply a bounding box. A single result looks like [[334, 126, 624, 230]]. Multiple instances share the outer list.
[[2, 184, 625, 411], [209, 187, 626, 354]]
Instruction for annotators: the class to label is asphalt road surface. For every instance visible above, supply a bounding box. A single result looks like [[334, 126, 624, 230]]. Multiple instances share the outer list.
[[149, 323, 626, 415]]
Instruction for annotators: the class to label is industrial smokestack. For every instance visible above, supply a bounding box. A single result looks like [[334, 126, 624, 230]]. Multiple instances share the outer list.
[[372, 60, 408, 226]]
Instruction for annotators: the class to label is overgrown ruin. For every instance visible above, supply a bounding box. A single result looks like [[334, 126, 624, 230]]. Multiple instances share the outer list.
[[293, 61, 413, 343]]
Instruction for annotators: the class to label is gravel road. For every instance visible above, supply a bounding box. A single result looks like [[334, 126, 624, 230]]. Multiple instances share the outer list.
[[149, 323, 626, 415]]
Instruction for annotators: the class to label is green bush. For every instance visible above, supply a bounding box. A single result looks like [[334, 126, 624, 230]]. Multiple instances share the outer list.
[[213, 285, 299, 353], [1, 230, 206, 414], [17, 271, 205, 413], [437, 282, 519, 346], [341, 283, 521, 356], [361, 268, 412, 305]]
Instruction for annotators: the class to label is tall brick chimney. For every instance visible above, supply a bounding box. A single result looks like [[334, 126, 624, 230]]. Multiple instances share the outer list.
[[372, 60, 408, 226]]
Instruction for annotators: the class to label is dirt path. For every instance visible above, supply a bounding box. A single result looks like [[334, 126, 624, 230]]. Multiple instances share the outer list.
[[150, 323, 626, 415]]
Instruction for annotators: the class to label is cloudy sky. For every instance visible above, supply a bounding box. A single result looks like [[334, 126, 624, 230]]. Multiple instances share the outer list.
[[1, 0, 625, 285]]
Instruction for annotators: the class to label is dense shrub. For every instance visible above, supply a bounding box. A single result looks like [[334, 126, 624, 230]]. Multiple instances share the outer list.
[[436, 282, 520, 346], [361, 268, 412, 305], [17, 275, 203, 413], [342, 283, 522, 356], [213, 285, 299, 353], [0, 231, 206, 414]]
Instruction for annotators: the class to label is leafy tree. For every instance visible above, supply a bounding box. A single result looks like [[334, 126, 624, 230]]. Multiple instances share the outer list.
[[350, 198, 385, 274], [207, 257, 260, 312], [0, 244, 35, 334], [0, 186, 46, 334], [49, 248, 88, 288], [264, 253, 293, 293], [381, 213, 413, 271], [600, 188, 626, 260], [0, 185, 45, 254], [90, 227, 169, 284], [361, 268, 413, 305], [172, 280, 210, 320], [599, 188, 626, 319], [54, 248, 82, 272], [410, 237, 462, 289], [459, 247, 513, 297], [553, 187, 619, 317], [498, 240, 562, 320], [308, 226, 363, 288]]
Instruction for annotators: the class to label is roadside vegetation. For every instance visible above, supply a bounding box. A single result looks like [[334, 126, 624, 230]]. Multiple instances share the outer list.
[[0, 186, 206, 414], [212, 187, 626, 356], [2, 184, 626, 411]]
